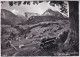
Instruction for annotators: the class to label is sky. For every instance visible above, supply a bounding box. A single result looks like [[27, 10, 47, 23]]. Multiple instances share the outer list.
[[1, 1, 69, 17]]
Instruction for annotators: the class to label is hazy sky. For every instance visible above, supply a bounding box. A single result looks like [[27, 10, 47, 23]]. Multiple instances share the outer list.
[[1, 1, 69, 17]]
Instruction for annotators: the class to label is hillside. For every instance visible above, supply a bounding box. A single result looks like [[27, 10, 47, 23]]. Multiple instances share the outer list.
[[25, 12, 40, 19], [23, 16, 69, 25], [1, 17, 12, 25], [1, 9, 27, 25]]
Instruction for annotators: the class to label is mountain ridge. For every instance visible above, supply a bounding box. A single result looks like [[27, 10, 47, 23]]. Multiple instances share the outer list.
[[42, 8, 68, 18]]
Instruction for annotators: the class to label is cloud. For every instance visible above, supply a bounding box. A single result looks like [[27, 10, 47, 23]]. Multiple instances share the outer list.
[[11, 9, 25, 16], [11, 9, 19, 14]]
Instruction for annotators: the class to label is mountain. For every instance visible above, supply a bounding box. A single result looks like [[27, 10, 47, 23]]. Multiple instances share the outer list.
[[1, 17, 12, 25], [1, 9, 27, 25], [25, 12, 40, 19], [23, 9, 69, 25], [42, 8, 67, 18]]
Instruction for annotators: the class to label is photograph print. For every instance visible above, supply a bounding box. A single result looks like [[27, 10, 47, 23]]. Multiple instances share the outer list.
[[1, 1, 79, 56]]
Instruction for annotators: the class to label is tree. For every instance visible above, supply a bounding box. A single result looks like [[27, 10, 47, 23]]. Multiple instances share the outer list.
[[49, 1, 68, 16], [69, 1, 79, 52]]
